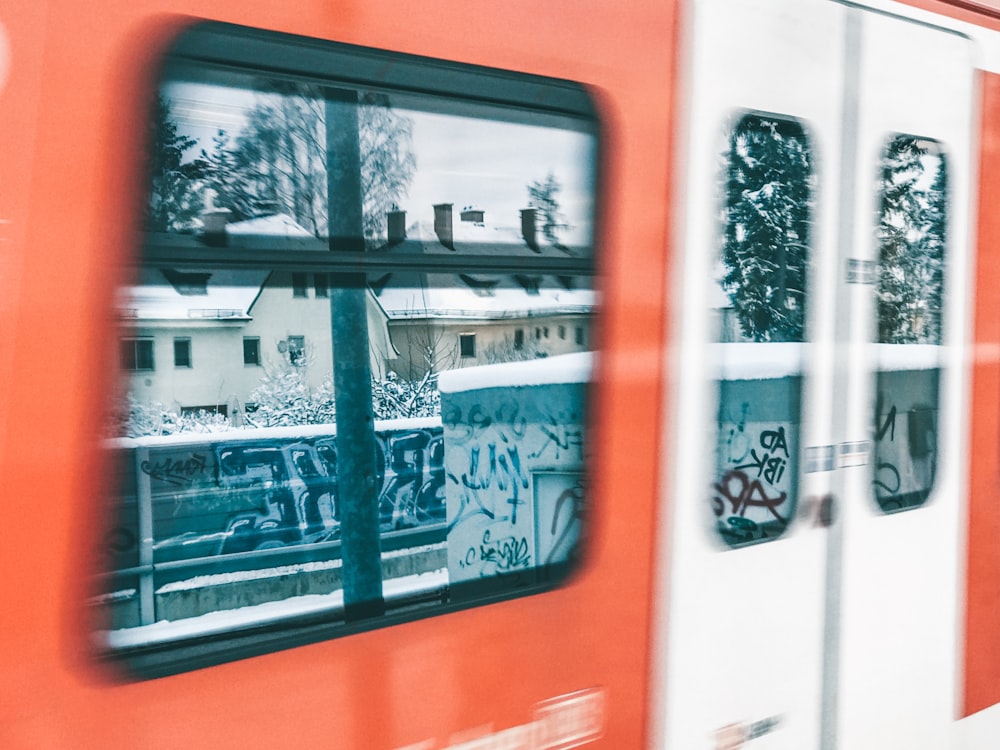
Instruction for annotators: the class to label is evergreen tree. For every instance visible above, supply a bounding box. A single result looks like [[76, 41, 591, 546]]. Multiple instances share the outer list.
[[200, 129, 257, 222], [146, 96, 206, 232], [721, 115, 813, 342], [527, 170, 569, 245], [876, 136, 946, 344], [922, 155, 948, 343]]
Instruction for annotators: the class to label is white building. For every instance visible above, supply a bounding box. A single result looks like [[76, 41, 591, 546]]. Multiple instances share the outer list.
[[374, 203, 595, 379], [119, 207, 595, 421]]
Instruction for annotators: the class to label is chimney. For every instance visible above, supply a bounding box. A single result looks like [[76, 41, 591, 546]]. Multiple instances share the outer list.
[[201, 187, 230, 246], [387, 209, 406, 244], [434, 203, 455, 250], [203, 209, 231, 235], [202, 209, 232, 248], [521, 208, 540, 253]]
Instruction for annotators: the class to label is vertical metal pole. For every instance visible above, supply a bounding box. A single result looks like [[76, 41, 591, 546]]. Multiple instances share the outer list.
[[327, 87, 385, 620], [135, 447, 156, 626], [821, 9, 863, 750]]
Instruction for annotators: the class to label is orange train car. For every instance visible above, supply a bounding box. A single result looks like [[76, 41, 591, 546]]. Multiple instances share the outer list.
[[6, 0, 1000, 748]]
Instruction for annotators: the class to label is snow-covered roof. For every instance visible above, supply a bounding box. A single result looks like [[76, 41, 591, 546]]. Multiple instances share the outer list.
[[128, 211, 596, 322], [124, 214, 320, 321], [373, 212, 595, 320], [120, 267, 268, 322], [220, 212, 327, 251], [225, 214, 316, 238], [391, 216, 589, 258], [375, 281, 595, 320]]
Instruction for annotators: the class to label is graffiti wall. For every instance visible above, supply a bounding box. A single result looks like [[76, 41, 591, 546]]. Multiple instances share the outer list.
[[106, 420, 445, 568], [872, 367, 939, 512], [440, 356, 589, 595], [712, 376, 800, 547]]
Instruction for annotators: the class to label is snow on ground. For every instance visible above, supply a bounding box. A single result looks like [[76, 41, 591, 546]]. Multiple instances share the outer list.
[[155, 543, 443, 593], [99, 567, 448, 649]]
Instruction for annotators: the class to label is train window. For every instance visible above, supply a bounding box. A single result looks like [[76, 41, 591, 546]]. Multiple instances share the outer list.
[[96, 21, 599, 676], [871, 135, 947, 512], [710, 113, 813, 547]]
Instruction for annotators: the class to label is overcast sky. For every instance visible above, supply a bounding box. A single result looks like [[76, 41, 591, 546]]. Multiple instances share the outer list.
[[165, 81, 597, 243]]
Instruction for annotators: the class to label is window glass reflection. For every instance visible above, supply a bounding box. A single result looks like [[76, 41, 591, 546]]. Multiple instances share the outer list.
[[98, 34, 599, 659], [710, 114, 814, 547], [872, 136, 947, 512]]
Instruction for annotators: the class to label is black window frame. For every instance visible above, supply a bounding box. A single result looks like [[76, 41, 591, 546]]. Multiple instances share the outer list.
[[710, 111, 815, 549], [314, 273, 329, 298], [243, 336, 261, 366], [105, 20, 600, 678], [173, 337, 192, 368], [459, 332, 476, 358], [121, 337, 155, 371]]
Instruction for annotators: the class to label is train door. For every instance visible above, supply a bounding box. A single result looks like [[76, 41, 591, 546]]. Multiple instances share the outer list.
[[653, 1, 974, 748]]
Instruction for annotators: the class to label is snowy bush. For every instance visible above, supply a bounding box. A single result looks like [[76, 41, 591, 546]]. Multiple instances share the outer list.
[[115, 367, 440, 438], [244, 360, 337, 428], [371, 370, 440, 419], [114, 395, 232, 438]]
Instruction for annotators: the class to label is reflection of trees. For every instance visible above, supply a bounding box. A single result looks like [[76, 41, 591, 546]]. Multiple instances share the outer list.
[[153, 84, 415, 243], [481, 333, 542, 364], [527, 171, 569, 246], [390, 321, 459, 381], [359, 93, 417, 246], [147, 96, 206, 232], [721, 115, 813, 342], [877, 137, 947, 345], [211, 85, 415, 244]]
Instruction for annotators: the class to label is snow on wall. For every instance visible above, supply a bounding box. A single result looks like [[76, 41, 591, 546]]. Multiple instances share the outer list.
[[438, 351, 593, 394], [110, 416, 442, 449], [707, 342, 944, 380]]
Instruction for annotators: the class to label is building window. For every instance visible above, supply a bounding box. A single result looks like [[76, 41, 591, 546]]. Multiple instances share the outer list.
[[514, 328, 524, 350], [558, 325, 566, 340], [121, 338, 154, 371], [575, 326, 585, 346], [292, 272, 308, 297], [314, 273, 329, 298], [459, 333, 476, 358], [287, 335, 306, 366], [243, 337, 261, 366], [174, 337, 192, 368]]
